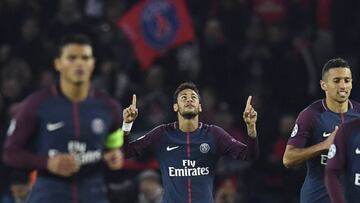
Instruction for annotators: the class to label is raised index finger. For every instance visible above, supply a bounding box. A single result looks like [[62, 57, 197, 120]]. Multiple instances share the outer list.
[[132, 94, 137, 107], [246, 96, 252, 108]]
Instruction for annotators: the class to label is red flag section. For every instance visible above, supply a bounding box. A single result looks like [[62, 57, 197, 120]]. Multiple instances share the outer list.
[[117, 0, 195, 70]]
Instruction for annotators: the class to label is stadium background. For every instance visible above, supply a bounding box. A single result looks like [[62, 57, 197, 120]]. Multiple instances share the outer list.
[[0, 0, 360, 202]]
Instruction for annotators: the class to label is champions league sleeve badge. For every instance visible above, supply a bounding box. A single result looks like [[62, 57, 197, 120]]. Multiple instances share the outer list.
[[328, 144, 336, 159], [290, 124, 298, 138]]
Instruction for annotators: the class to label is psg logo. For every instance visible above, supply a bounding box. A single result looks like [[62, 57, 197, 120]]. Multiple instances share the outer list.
[[141, 0, 179, 49], [200, 143, 210, 154], [91, 118, 105, 135]]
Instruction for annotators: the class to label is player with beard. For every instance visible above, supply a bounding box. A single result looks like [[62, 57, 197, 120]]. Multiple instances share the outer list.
[[283, 58, 360, 203], [121, 82, 259, 203]]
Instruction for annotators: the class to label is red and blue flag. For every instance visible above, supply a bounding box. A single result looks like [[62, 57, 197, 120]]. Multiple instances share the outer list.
[[117, 0, 195, 70]]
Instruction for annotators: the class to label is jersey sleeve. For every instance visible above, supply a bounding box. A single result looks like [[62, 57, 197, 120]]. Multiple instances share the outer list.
[[108, 99, 123, 133], [3, 95, 48, 169], [125, 125, 164, 158], [212, 125, 259, 160], [104, 98, 124, 149], [95, 90, 123, 133], [287, 107, 317, 148]]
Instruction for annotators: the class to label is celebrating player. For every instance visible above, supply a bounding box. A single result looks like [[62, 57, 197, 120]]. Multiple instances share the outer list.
[[122, 82, 259, 203]]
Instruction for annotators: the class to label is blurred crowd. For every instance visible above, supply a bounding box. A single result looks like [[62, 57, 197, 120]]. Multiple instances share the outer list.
[[1, 0, 360, 202]]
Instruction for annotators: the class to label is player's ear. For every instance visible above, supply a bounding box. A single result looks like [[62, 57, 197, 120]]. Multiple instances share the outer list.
[[320, 80, 327, 91], [199, 104, 202, 112], [173, 103, 178, 112], [54, 58, 61, 72]]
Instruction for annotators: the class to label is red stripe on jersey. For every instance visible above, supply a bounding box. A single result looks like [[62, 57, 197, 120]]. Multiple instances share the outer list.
[[340, 113, 345, 123], [188, 177, 192, 203], [72, 104, 80, 203], [72, 103, 80, 139], [72, 175, 78, 203], [186, 131, 192, 203], [187, 132, 190, 157]]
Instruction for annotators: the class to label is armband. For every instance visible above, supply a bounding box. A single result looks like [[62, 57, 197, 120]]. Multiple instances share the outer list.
[[105, 128, 124, 149]]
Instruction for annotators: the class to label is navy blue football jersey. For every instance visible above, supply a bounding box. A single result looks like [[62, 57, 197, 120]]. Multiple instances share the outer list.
[[287, 99, 360, 203], [126, 122, 259, 203], [4, 85, 122, 178]]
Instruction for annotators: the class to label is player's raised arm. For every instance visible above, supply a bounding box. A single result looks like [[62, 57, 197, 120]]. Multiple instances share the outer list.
[[243, 96, 257, 138], [121, 94, 158, 158], [122, 94, 138, 132]]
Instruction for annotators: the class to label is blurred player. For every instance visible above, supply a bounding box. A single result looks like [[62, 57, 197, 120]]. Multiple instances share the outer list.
[[122, 82, 259, 203], [325, 118, 360, 203], [283, 58, 360, 203], [3, 34, 124, 203]]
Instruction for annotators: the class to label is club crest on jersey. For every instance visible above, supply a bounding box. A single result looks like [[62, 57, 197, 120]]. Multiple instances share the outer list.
[[91, 118, 105, 134], [200, 143, 210, 153], [328, 144, 336, 159], [290, 124, 298, 137]]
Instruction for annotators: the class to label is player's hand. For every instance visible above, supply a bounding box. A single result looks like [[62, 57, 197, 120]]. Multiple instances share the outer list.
[[243, 96, 257, 138], [104, 149, 123, 170], [322, 126, 339, 150], [243, 96, 257, 125], [123, 94, 138, 123], [47, 154, 80, 177]]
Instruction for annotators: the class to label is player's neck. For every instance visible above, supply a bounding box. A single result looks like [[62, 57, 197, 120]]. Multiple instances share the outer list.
[[60, 78, 90, 102], [326, 98, 349, 113], [178, 117, 199, 133]]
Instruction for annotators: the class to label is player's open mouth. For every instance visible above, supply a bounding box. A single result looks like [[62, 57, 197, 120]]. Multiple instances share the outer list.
[[338, 91, 348, 96]]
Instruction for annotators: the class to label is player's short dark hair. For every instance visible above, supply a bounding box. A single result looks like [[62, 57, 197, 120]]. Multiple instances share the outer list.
[[322, 58, 351, 79], [173, 82, 200, 104], [56, 34, 93, 57]]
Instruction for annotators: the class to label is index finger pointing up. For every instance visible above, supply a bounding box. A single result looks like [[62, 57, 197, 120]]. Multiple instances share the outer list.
[[132, 94, 137, 107], [246, 95, 252, 108]]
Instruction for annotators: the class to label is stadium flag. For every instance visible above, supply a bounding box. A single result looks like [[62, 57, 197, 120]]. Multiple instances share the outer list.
[[117, 0, 195, 70]]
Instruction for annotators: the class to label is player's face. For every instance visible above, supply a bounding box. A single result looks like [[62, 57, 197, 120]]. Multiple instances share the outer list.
[[55, 44, 95, 85], [321, 67, 352, 103], [174, 89, 202, 119]]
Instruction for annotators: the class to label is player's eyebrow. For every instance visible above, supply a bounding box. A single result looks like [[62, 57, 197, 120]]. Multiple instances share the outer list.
[[179, 92, 198, 98], [332, 76, 352, 79]]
